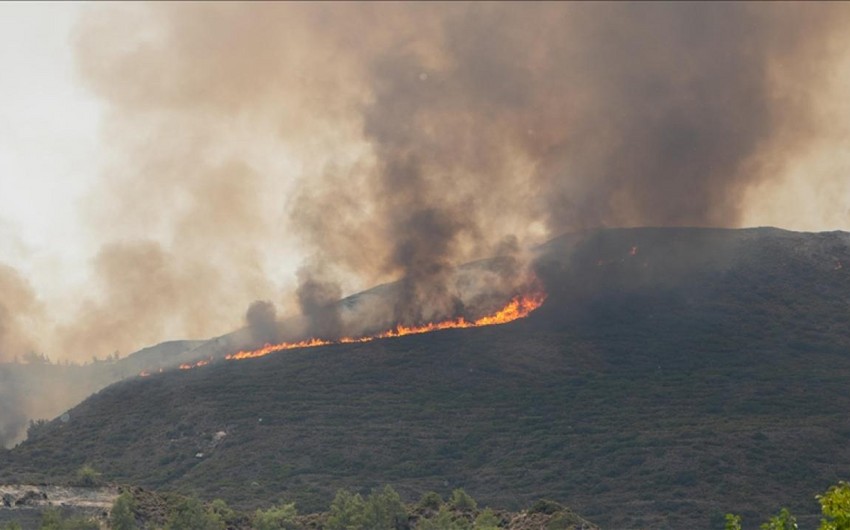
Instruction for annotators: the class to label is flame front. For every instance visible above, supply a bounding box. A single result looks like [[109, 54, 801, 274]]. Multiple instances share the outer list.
[[225, 292, 546, 361], [179, 359, 211, 370]]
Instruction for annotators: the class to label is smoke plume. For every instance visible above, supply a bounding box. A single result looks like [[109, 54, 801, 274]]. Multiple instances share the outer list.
[[245, 300, 280, 346], [5, 2, 850, 357], [0, 263, 43, 362], [295, 265, 343, 340]]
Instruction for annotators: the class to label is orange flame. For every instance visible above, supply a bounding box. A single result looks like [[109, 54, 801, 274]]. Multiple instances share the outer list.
[[179, 359, 211, 370], [225, 291, 546, 361]]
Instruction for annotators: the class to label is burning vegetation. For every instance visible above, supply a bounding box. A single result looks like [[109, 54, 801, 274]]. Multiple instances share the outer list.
[[225, 291, 546, 361]]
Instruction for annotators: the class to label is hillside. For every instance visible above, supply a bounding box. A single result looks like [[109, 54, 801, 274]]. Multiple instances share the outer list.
[[0, 340, 207, 448], [3, 227, 850, 529]]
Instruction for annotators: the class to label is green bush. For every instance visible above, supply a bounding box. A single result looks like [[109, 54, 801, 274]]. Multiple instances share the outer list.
[[473, 508, 500, 530], [724, 514, 742, 530], [253, 502, 297, 530], [362, 486, 407, 530], [328, 486, 407, 530], [417, 506, 471, 530], [165, 496, 224, 530], [418, 491, 444, 511], [818, 481, 850, 530], [327, 490, 366, 529], [726, 481, 850, 529], [73, 465, 102, 487], [529, 499, 563, 515], [760, 508, 797, 530], [210, 499, 236, 526], [110, 492, 137, 530], [449, 489, 477, 512]]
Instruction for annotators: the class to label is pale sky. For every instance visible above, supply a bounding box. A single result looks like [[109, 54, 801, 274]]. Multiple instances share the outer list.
[[0, 3, 101, 294]]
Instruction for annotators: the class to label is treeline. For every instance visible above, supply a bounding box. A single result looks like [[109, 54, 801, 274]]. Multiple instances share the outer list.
[[0, 485, 592, 530], [725, 481, 850, 530]]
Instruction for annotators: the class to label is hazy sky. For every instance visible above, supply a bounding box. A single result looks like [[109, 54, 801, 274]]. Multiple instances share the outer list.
[[0, 3, 101, 293], [1, 2, 850, 361]]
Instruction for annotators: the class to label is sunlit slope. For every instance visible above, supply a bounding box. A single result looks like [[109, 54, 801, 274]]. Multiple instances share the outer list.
[[5, 227, 850, 530]]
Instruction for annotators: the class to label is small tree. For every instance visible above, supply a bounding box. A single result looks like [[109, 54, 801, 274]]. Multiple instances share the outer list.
[[210, 498, 236, 526], [326, 486, 409, 530], [818, 481, 850, 530], [253, 502, 297, 530], [110, 492, 137, 530], [26, 419, 50, 440], [417, 491, 443, 511], [761, 508, 797, 530], [327, 489, 366, 530], [473, 508, 500, 530], [724, 514, 742, 530], [74, 465, 102, 487], [362, 486, 407, 530], [417, 506, 471, 530], [165, 496, 224, 530], [449, 489, 478, 512]]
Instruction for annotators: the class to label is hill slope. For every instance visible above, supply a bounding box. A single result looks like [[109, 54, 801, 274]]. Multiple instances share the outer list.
[[4, 227, 850, 529]]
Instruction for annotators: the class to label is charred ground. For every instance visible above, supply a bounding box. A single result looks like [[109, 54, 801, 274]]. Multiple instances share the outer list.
[[3, 227, 850, 529]]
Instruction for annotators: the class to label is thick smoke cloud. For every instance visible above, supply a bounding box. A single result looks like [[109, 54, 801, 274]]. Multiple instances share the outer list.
[[0, 263, 43, 362], [245, 300, 280, 346], [295, 265, 343, 340], [5, 2, 850, 357]]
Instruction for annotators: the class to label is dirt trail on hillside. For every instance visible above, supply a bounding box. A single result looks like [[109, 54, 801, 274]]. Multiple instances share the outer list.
[[0, 484, 118, 510]]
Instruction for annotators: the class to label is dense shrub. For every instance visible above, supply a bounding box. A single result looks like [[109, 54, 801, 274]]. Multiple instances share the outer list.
[[417, 491, 443, 511], [449, 489, 477, 512], [472, 508, 500, 530], [327, 486, 406, 530], [253, 502, 298, 530], [73, 466, 102, 487], [818, 481, 850, 530], [416, 506, 470, 530], [165, 496, 224, 530], [110, 492, 136, 530]]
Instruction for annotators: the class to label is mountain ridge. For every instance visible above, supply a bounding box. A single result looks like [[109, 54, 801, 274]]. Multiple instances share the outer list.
[[4, 226, 850, 529]]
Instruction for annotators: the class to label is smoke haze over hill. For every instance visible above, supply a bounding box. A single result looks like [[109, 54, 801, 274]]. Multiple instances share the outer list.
[[2, 3, 850, 361]]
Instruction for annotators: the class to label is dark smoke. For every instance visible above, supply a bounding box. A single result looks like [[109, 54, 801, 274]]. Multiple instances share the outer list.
[[13, 2, 850, 352], [291, 3, 849, 326], [390, 208, 470, 324], [295, 266, 343, 339], [245, 300, 280, 345]]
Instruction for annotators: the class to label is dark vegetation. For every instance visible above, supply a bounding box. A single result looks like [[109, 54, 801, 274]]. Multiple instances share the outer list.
[[0, 484, 597, 530], [3, 228, 850, 529]]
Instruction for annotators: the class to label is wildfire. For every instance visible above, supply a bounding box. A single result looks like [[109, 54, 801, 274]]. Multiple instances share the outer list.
[[225, 291, 546, 361], [179, 359, 211, 370]]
